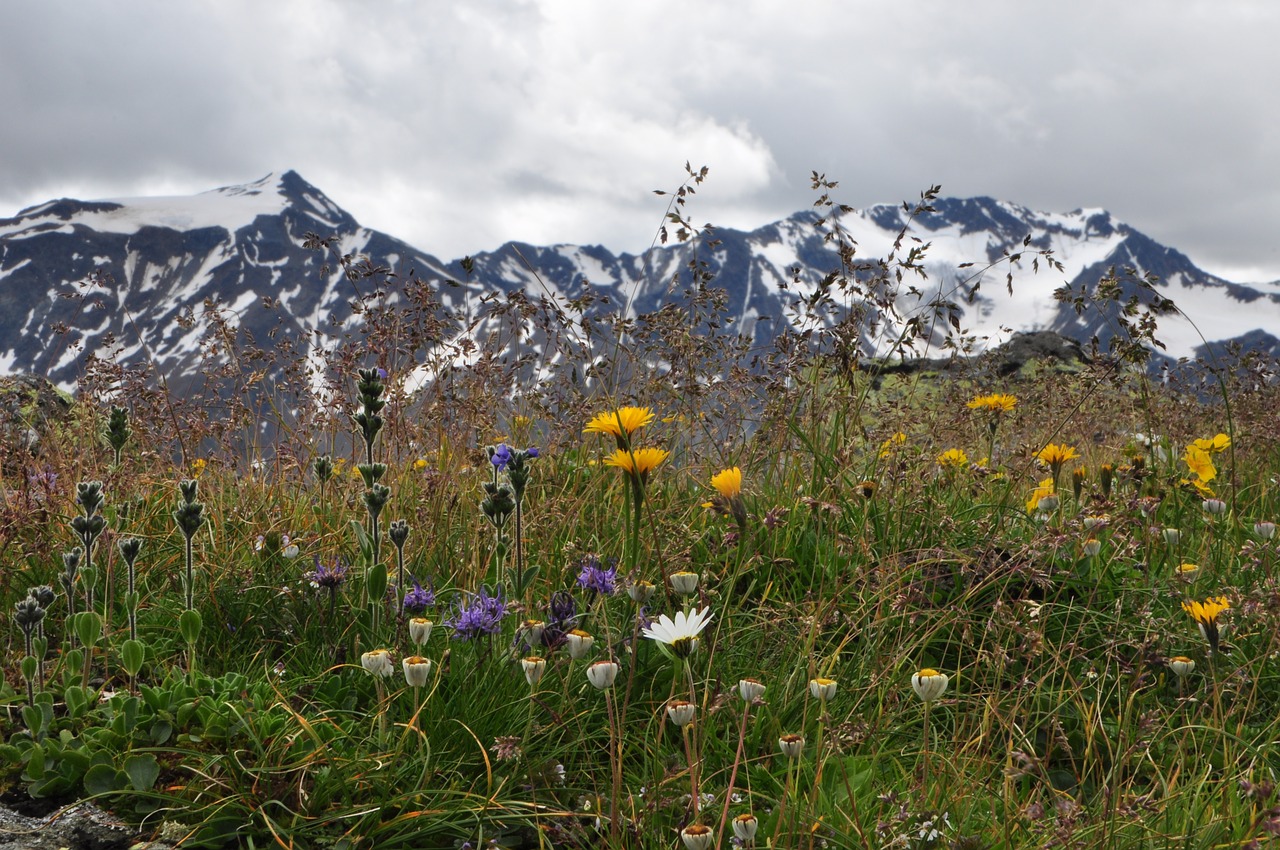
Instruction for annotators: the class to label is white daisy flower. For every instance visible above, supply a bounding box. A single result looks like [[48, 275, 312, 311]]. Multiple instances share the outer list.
[[642, 607, 714, 659]]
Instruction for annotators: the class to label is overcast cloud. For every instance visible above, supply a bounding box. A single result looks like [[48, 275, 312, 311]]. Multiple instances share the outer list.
[[4, 0, 1279, 281]]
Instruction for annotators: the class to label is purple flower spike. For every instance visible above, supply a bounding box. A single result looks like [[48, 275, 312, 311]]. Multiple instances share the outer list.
[[403, 578, 435, 614], [448, 586, 508, 640], [576, 554, 619, 596]]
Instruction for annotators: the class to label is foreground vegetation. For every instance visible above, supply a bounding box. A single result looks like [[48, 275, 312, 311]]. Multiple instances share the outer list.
[[3, 176, 1280, 849]]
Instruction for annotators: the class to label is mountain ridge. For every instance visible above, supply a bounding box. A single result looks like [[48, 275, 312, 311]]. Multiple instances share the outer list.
[[2, 171, 1278, 398]]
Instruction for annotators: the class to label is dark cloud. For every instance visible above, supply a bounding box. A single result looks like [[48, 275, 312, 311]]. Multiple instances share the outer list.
[[3, 1, 1279, 281]]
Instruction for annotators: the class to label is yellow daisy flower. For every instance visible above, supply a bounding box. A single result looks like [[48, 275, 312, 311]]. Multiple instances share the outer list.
[[584, 406, 655, 439], [966, 393, 1017, 412], [710, 467, 743, 499], [604, 447, 669, 478]]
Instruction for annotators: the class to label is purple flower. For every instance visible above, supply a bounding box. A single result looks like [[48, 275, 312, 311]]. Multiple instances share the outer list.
[[542, 590, 578, 648], [305, 556, 348, 590], [576, 555, 619, 596], [448, 586, 508, 640], [525, 447, 539, 459], [376, 367, 388, 380], [491, 444, 512, 471], [403, 577, 435, 614]]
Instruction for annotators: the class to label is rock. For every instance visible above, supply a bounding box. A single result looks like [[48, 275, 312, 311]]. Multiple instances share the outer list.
[[0, 798, 140, 850], [988, 331, 1089, 376], [0, 374, 73, 464]]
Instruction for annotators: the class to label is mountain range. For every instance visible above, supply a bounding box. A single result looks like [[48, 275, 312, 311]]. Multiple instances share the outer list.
[[2, 170, 1277, 399]]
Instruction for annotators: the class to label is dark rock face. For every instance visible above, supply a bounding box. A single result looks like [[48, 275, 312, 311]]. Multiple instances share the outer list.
[[0, 374, 73, 467], [990, 331, 1089, 376], [0, 799, 141, 850]]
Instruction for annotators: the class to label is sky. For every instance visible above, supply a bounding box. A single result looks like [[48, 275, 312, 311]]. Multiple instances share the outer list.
[[4, 1, 1280, 282]]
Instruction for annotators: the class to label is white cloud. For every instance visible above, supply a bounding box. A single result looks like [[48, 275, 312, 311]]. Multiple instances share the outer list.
[[2, 0, 1280, 280]]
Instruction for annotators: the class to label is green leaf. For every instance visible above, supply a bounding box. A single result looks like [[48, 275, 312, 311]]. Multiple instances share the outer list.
[[83, 763, 126, 796], [23, 745, 45, 780], [179, 609, 203, 644], [150, 720, 173, 746], [21, 705, 43, 738], [350, 519, 373, 562], [64, 685, 88, 719], [124, 754, 160, 791]]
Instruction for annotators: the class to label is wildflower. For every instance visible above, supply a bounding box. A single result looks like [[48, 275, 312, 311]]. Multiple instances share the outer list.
[[413, 457, 428, 470], [1191, 433, 1231, 454], [680, 824, 713, 850], [911, 668, 949, 703], [1082, 514, 1109, 530], [191, 458, 207, 478], [732, 813, 760, 843], [809, 677, 838, 702], [305, 556, 348, 590], [361, 649, 394, 678], [936, 448, 969, 471], [710, 466, 743, 499], [409, 617, 433, 647], [1163, 528, 1182, 547], [705, 466, 748, 527], [778, 733, 805, 759], [858, 479, 877, 499], [1082, 538, 1101, 558], [1182, 597, 1229, 654], [1036, 443, 1080, 481], [402, 578, 435, 615], [521, 619, 546, 647], [542, 590, 578, 648], [1203, 498, 1228, 516], [1183, 445, 1217, 484], [670, 570, 700, 596], [281, 535, 299, 559], [1099, 463, 1114, 499], [1176, 562, 1200, 579], [603, 447, 669, 481], [489, 443, 512, 471], [642, 607, 714, 659], [738, 678, 766, 702], [666, 699, 696, 727], [484, 736, 522, 764], [576, 555, 619, 596], [586, 659, 619, 690], [1071, 467, 1086, 500], [521, 656, 546, 686], [448, 586, 508, 641], [402, 655, 432, 687], [627, 579, 655, 604], [967, 393, 1017, 412], [584, 406, 655, 448], [1167, 656, 1195, 678], [565, 629, 595, 660], [1026, 478, 1056, 513], [878, 432, 907, 458], [1256, 521, 1277, 540]]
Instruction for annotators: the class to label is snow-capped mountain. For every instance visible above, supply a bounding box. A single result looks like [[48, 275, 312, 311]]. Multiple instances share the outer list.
[[1, 171, 1276, 398]]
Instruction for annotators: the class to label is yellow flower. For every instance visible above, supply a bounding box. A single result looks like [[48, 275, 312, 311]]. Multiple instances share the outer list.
[[966, 393, 1017, 412], [413, 457, 428, 470], [937, 448, 969, 470], [878, 432, 907, 458], [191, 458, 207, 477], [604, 447, 669, 478], [1182, 445, 1217, 483], [1182, 596, 1230, 653], [1026, 477, 1056, 512], [584, 406, 655, 439], [1036, 443, 1080, 469], [1192, 433, 1231, 454], [710, 467, 743, 499]]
